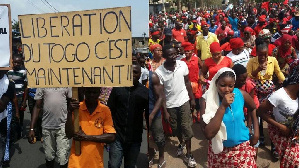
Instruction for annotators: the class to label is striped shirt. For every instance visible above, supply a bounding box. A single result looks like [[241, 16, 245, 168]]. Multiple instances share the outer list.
[[7, 68, 27, 97], [226, 49, 250, 68]]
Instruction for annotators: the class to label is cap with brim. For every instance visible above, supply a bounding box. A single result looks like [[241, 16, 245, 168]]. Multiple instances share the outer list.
[[182, 42, 194, 51]]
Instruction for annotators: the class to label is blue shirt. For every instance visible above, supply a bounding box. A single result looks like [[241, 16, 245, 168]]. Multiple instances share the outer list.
[[228, 16, 239, 31], [222, 88, 250, 147], [290, 17, 299, 31], [209, 25, 218, 33]]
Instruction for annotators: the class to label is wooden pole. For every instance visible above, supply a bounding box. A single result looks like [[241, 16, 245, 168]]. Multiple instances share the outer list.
[[72, 87, 81, 155]]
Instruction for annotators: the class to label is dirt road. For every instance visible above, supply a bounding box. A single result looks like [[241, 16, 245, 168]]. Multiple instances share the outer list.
[[151, 122, 280, 168]]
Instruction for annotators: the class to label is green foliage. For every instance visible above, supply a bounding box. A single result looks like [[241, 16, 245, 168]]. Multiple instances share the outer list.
[[12, 20, 19, 32]]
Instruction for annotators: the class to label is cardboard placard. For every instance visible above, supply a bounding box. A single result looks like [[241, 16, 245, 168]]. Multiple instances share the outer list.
[[0, 4, 12, 70], [19, 6, 132, 88]]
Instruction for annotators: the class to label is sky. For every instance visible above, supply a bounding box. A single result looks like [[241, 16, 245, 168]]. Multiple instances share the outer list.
[[2, 0, 149, 37]]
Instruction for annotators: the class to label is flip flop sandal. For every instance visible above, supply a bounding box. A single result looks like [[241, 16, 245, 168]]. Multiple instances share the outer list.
[[158, 160, 166, 168]]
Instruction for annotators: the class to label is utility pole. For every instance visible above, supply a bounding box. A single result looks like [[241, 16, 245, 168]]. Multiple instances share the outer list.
[[142, 32, 147, 47]]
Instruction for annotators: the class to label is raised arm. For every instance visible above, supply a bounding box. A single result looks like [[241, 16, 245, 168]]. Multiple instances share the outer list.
[[201, 93, 234, 140]]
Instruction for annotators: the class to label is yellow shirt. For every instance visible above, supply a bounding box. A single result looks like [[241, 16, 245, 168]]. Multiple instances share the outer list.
[[68, 101, 116, 168], [196, 32, 219, 61], [189, 24, 201, 31], [246, 56, 285, 83]]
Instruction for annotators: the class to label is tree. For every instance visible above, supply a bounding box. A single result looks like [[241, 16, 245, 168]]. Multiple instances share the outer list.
[[12, 20, 19, 32], [177, 0, 182, 11]]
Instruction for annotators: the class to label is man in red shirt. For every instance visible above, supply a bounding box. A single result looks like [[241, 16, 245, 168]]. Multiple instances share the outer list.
[[172, 21, 187, 43], [215, 20, 232, 41]]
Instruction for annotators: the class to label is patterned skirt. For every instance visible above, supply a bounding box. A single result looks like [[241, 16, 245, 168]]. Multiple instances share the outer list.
[[268, 124, 299, 168], [207, 140, 257, 168], [254, 79, 275, 102]]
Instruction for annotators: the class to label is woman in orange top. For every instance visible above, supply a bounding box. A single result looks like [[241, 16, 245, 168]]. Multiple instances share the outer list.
[[148, 44, 165, 72]]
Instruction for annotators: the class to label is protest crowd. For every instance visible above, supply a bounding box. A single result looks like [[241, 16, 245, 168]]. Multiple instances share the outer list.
[[148, 1, 299, 168], [0, 1, 299, 168]]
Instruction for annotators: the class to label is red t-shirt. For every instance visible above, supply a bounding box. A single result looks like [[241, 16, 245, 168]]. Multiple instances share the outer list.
[[215, 26, 232, 41], [205, 56, 232, 81], [240, 79, 260, 115], [182, 54, 202, 98], [172, 28, 186, 43], [250, 44, 276, 57]]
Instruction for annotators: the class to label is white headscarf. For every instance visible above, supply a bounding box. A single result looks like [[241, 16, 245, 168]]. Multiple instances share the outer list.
[[0, 74, 9, 122], [202, 67, 236, 154]]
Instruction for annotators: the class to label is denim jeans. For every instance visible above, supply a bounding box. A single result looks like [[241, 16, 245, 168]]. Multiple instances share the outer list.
[[108, 138, 141, 168]]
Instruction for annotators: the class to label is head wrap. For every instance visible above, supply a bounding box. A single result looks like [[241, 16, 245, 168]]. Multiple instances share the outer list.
[[210, 42, 222, 53], [149, 44, 162, 52], [230, 38, 244, 49], [283, 64, 299, 87], [281, 34, 293, 47], [152, 31, 160, 36], [201, 21, 210, 27], [182, 42, 194, 51], [244, 27, 255, 35], [202, 67, 236, 154], [277, 34, 293, 59]]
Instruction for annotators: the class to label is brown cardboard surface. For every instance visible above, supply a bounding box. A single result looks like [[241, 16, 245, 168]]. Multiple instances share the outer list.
[[19, 6, 132, 88]]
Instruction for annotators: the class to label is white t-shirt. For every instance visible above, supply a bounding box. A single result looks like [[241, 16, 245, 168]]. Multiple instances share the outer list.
[[176, 54, 186, 60], [226, 49, 250, 67], [155, 60, 190, 108], [139, 67, 149, 84], [268, 88, 299, 124]]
